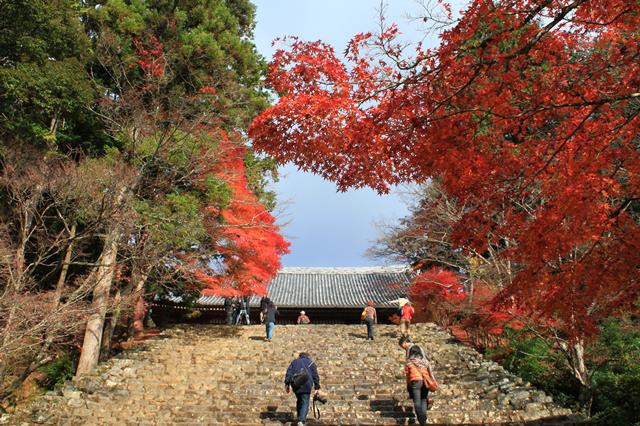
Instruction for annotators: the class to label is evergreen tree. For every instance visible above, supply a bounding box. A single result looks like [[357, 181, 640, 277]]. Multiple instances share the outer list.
[[0, 0, 100, 149]]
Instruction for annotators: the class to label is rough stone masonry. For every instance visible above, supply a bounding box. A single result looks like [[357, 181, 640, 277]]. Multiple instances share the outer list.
[[8, 323, 584, 425]]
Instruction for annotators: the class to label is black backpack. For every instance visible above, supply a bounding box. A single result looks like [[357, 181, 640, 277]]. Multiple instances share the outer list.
[[291, 360, 313, 391]]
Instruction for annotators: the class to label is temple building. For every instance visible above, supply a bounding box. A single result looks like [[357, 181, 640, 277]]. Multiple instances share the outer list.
[[152, 266, 413, 324]]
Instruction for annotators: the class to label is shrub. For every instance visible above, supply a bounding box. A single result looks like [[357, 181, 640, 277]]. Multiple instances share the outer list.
[[493, 328, 579, 408], [589, 319, 640, 426], [37, 354, 77, 390]]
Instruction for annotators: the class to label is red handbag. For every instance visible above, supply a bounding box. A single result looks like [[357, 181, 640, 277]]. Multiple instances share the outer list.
[[420, 368, 438, 392]]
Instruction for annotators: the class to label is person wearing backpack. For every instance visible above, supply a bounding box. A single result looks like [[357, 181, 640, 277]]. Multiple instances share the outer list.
[[284, 352, 321, 426], [259, 296, 270, 323], [405, 345, 437, 426], [400, 301, 415, 337], [361, 300, 377, 340]]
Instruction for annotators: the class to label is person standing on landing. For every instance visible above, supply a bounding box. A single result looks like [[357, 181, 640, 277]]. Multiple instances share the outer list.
[[223, 297, 234, 325], [231, 297, 240, 325], [263, 300, 278, 341], [235, 297, 250, 325], [284, 352, 321, 426], [400, 301, 415, 337], [362, 300, 377, 340], [405, 344, 436, 426], [296, 311, 310, 324]]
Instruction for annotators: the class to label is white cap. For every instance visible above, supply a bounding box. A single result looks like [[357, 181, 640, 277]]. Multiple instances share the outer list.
[[300, 311, 305, 315]]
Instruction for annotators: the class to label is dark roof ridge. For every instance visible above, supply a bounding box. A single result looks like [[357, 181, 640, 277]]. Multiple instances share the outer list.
[[280, 265, 412, 274]]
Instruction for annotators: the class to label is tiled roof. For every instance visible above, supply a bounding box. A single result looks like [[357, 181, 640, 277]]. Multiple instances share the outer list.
[[166, 266, 413, 308]]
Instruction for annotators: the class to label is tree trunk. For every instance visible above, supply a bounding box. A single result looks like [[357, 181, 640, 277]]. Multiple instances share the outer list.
[[0, 303, 17, 385], [0, 185, 45, 382], [31, 222, 78, 368], [53, 222, 76, 308], [131, 269, 148, 339], [99, 289, 121, 362], [75, 229, 119, 376], [12, 184, 43, 290], [561, 340, 592, 415], [98, 315, 113, 363]]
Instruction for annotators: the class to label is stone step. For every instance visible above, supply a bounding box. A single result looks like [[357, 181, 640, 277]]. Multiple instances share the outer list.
[[19, 324, 582, 425]]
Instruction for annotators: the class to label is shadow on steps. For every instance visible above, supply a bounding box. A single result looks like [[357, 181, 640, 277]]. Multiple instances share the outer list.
[[260, 405, 294, 423], [369, 398, 416, 424]]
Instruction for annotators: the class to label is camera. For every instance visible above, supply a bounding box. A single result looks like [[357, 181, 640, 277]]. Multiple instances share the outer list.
[[313, 393, 328, 405]]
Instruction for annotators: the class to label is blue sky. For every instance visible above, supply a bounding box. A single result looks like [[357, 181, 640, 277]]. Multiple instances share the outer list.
[[251, 1, 464, 267]]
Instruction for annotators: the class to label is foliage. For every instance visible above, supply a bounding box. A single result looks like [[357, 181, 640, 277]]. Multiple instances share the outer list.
[[370, 181, 516, 289], [249, 0, 640, 345], [589, 318, 640, 425], [495, 328, 579, 408], [134, 192, 206, 249], [491, 319, 640, 423], [82, 0, 287, 300], [37, 354, 77, 391], [86, 0, 268, 129], [194, 130, 290, 297], [206, 176, 233, 208], [0, 0, 286, 395], [0, 0, 100, 148], [410, 268, 465, 325]]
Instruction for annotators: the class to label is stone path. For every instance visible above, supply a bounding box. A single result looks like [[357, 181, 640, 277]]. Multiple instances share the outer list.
[[18, 324, 583, 425]]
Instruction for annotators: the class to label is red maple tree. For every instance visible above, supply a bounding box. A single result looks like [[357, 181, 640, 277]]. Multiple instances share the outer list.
[[249, 0, 640, 346], [195, 130, 290, 297], [411, 268, 465, 303]]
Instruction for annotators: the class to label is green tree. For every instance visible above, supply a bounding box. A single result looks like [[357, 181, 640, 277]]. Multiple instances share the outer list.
[[75, 0, 271, 375], [85, 0, 267, 129], [590, 319, 640, 425], [0, 0, 102, 149], [0, 0, 279, 385]]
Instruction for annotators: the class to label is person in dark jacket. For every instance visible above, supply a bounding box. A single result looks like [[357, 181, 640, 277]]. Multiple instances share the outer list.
[[223, 298, 234, 325], [263, 300, 278, 341], [284, 352, 321, 426], [259, 296, 270, 323], [231, 297, 240, 325]]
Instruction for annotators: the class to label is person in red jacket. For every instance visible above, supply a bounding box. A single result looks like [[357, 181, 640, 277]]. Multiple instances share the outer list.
[[400, 301, 415, 337]]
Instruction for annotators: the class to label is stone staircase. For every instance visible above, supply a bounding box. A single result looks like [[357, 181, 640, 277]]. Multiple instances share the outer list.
[[17, 324, 583, 425]]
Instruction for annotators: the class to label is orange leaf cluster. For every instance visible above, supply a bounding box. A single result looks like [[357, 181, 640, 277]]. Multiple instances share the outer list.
[[250, 1, 640, 341], [197, 131, 289, 297], [410, 268, 465, 304]]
